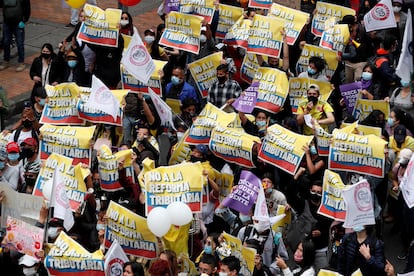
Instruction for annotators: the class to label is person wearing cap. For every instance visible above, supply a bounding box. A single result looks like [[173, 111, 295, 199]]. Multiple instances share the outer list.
[[165, 66, 199, 114], [144, 28, 169, 61], [389, 125, 414, 159], [3, 142, 23, 191], [18, 254, 48, 276], [58, 39, 88, 86], [298, 56, 329, 82], [296, 84, 335, 135]]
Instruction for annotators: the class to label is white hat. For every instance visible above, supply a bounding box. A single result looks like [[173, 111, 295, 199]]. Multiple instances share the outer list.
[[201, 26, 207, 31], [19, 254, 39, 267]]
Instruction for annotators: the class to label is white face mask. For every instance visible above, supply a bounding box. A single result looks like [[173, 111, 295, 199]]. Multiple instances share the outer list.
[[120, 19, 129, 27], [23, 267, 37, 276], [393, 6, 401, 13], [177, 132, 184, 140], [200, 34, 207, 43], [219, 273, 228, 276], [144, 35, 155, 44], [47, 227, 59, 240]]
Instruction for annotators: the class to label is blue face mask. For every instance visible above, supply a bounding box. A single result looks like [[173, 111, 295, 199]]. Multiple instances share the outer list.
[[171, 76, 181, 85], [361, 72, 373, 81], [308, 68, 317, 75], [353, 225, 365, 232], [387, 117, 394, 127], [67, 60, 78, 68], [39, 98, 46, 106], [239, 214, 251, 223], [8, 153, 19, 162], [401, 80, 411, 87], [0, 162, 5, 170], [310, 145, 317, 155], [256, 120, 266, 127], [204, 245, 213, 254]]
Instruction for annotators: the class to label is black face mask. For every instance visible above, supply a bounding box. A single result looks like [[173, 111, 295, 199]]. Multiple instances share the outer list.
[[217, 76, 227, 83], [41, 53, 51, 59], [190, 156, 205, 163], [310, 193, 322, 204], [25, 177, 36, 187], [307, 96, 318, 105], [23, 120, 33, 129], [21, 148, 35, 159]]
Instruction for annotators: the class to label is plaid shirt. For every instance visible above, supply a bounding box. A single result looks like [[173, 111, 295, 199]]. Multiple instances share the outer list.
[[207, 79, 242, 108]]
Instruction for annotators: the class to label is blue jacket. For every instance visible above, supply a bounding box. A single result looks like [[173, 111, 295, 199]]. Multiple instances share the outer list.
[[166, 81, 199, 103]]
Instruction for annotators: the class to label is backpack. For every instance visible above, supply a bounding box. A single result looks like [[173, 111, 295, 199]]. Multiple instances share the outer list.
[[367, 55, 389, 77], [285, 201, 317, 250], [3, 0, 23, 24]]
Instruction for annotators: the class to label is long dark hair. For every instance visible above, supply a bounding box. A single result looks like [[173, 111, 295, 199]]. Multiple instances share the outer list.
[[40, 43, 56, 59], [393, 108, 414, 135], [123, 261, 144, 276], [296, 239, 315, 275]]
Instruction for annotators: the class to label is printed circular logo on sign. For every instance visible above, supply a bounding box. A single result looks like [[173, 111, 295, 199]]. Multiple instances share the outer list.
[[107, 258, 124, 276], [354, 183, 372, 212], [129, 45, 149, 66], [371, 4, 390, 21], [94, 87, 113, 104]]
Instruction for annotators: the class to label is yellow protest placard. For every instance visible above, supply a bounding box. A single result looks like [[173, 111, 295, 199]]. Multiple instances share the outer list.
[[188, 52, 223, 98], [253, 67, 289, 113], [144, 162, 205, 215], [106, 201, 158, 258], [217, 4, 244, 39], [169, 130, 192, 165], [41, 83, 84, 125], [39, 124, 96, 166], [185, 103, 236, 144], [121, 60, 166, 95], [352, 99, 390, 121], [221, 232, 256, 273], [320, 24, 350, 54], [46, 231, 105, 275], [271, 205, 292, 233], [159, 12, 204, 54], [224, 17, 252, 49], [296, 44, 339, 78], [315, 125, 333, 156], [209, 125, 261, 168], [341, 122, 382, 137], [247, 15, 284, 58], [240, 53, 262, 84], [180, 0, 215, 24], [258, 124, 313, 175], [329, 130, 387, 177], [33, 153, 88, 212], [311, 2, 355, 36], [269, 3, 310, 45], [318, 170, 346, 221], [77, 4, 122, 47]]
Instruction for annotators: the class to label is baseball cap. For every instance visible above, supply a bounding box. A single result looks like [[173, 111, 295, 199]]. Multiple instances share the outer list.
[[19, 254, 40, 267], [394, 125, 407, 144], [308, 83, 320, 92], [6, 142, 20, 153], [195, 144, 208, 155], [339, 15, 356, 25], [144, 29, 155, 36], [21, 137, 38, 147], [201, 26, 207, 32]]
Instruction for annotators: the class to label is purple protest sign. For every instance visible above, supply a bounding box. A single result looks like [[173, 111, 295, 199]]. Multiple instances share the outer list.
[[165, 0, 180, 14], [340, 82, 361, 115], [222, 170, 261, 214], [232, 82, 259, 113]]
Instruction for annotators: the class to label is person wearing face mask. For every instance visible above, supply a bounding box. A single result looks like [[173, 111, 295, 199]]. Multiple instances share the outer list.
[[238, 109, 270, 138], [119, 12, 136, 36], [296, 84, 335, 135], [19, 137, 40, 193], [29, 43, 61, 94], [207, 64, 242, 108], [390, 79, 414, 119], [237, 216, 288, 271], [3, 142, 23, 191], [359, 64, 379, 100], [261, 172, 288, 217], [144, 28, 169, 61], [8, 107, 39, 145], [165, 67, 200, 114], [294, 140, 325, 185], [338, 225, 385, 276], [220, 256, 242, 276], [276, 239, 316, 276], [30, 86, 47, 121], [385, 108, 414, 138], [298, 56, 329, 82], [389, 125, 414, 159], [59, 40, 89, 86]]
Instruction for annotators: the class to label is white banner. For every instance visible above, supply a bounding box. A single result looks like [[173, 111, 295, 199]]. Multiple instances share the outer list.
[[88, 75, 120, 120], [121, 32, 155, 84], [400, 154, 414, 208], [364, 0, 396, 32], [341, 179, 375, 228], [396, 9, 413, 82]]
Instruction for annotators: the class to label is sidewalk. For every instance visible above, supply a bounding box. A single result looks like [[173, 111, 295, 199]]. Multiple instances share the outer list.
[[0, 0, 163, 126]]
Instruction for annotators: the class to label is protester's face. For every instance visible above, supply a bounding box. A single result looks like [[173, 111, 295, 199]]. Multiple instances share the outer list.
[[268, 57, 279, 67], [295, 243, 303, 259], [138, 128, 149, 139], [79, 11, 85, 22], [307, 88, 319, 98], [183, 105, 196, 115], [390, 111, 399, 125], [256, 112, 267, 123], [41, 47, 52, 56], [364, 67, 373, 74], [262, 177, 273, 189], [309, 63, 317, 72], [310, 185, 322, 205], [199, 262, 215, 275], [191, 148, 203, 158], [220, 265, 236, 276], [217, 69, 228, 83], [172, 69, 185, 83], [123, 265, 133, 276], [93, 173, 101, 184]]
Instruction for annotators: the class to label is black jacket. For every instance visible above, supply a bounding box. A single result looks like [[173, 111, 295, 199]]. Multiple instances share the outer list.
[[1, 0, 30, 24]]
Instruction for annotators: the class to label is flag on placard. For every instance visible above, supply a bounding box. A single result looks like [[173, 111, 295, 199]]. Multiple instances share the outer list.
[[148, 87, 176, 130], [253, 183, 285, 226], [396, 9, 413, 82], [88, 75, 120, 120], [104, 239, 129, 276], [51, 167, 75, 231], [400, 154, 414, 208], [364, 0, 396, 32], [121, 32, 155, 84]]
